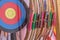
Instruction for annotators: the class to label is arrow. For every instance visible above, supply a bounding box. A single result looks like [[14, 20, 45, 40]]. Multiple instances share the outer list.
[[25, 0, 34, 40], [29, 0, 37, 40], [50, 0, 57, 39], [34, 0, 41, 39]]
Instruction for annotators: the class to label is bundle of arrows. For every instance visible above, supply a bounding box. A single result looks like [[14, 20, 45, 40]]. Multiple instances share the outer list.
[[25, 0, 57, 40]]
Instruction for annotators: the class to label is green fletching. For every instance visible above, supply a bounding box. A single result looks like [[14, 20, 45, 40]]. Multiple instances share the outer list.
[[33, 13, 37, 21], [32, 13, 37, 30], [50, 11, 53, 20], [48, 11, 53, 27], [32, 22, 36, 30]]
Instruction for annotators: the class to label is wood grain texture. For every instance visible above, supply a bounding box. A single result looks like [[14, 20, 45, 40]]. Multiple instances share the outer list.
[[56, 0, 60, 40]]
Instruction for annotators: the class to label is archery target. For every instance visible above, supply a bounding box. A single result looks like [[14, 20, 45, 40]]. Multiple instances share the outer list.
[[1, 2, 21, 24], [0, 0, 26, 32]]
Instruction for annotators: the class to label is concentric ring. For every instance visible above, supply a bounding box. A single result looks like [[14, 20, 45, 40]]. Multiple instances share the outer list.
[[0, 0, 26, 30], [5, 8, 16, 19], [1, 2, 21, 24]]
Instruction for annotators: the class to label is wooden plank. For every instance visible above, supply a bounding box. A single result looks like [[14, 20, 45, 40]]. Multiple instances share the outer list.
[[57, 0, 60, 33], [56, 0, 60, 40]]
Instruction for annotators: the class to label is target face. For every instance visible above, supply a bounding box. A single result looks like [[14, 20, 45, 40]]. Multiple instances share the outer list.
[[1, 2, 21, 24], [0, 0, 26, 32]]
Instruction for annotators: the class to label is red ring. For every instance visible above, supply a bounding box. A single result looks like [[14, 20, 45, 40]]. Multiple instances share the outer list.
[[1, 2, 21, 24], [0, 8, 2, 19]]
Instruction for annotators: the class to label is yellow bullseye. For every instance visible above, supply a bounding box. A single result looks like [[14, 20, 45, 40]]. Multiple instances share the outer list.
[[5, 8, 16, 19]]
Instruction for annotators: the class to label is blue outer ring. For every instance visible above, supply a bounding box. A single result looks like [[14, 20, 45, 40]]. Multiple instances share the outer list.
[[0, 0, 26, 29]]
